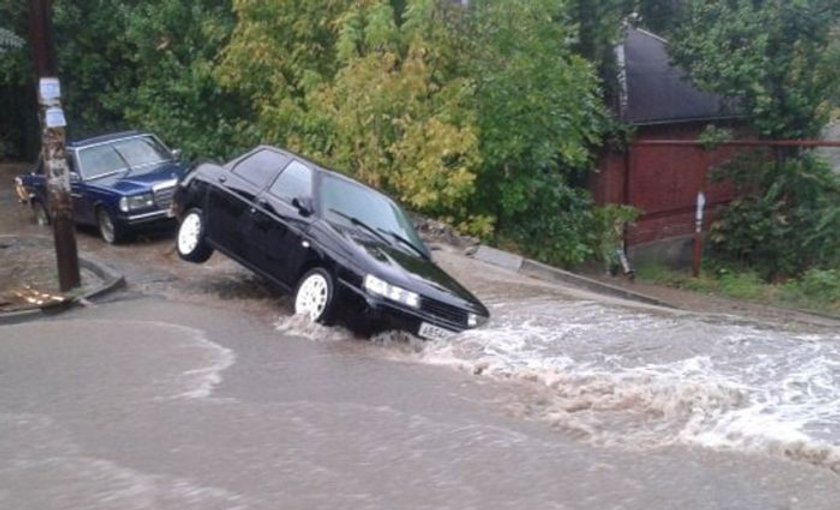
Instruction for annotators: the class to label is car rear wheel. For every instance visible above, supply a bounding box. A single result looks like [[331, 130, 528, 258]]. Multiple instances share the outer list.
[[32, 200, 50, 226], [176, 208, 214, 263], [97, 207, 129, 244], [294, 268, 335, 324]]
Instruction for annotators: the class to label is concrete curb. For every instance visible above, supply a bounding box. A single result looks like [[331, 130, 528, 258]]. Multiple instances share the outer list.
[[0, 254, 126, 326], [472, 245, 675, 309]]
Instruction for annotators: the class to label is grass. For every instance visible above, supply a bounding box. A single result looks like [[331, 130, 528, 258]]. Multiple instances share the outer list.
[[635, 263, 840, 316]]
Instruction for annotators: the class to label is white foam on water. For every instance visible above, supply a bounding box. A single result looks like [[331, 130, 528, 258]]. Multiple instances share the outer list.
[[391, 297, 840, 473], [34, 318, 237, 401], [274, 313, 357, 342], [167, 323, 237, 400]]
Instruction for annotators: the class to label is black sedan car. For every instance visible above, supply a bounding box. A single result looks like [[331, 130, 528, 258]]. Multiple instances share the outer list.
[[172, 146, 489, 339], [14, 131, 187, 243]]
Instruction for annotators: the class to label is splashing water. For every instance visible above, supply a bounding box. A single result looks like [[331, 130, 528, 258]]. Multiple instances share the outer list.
[[275, 288, 840, 473]]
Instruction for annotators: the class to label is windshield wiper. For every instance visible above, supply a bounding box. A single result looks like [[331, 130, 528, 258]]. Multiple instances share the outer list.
[[328, 209, 393, 247], [109, 147, 133, 176], [378, 228, 428, 259]]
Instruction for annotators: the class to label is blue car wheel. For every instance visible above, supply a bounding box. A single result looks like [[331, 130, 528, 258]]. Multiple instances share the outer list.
[[31, 200, 50, 226], [96, 207, 129, 245]]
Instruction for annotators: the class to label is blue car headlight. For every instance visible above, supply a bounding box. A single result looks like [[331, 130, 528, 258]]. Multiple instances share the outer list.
[[364, 274, 420, 309], [119, 193, 155, 212]]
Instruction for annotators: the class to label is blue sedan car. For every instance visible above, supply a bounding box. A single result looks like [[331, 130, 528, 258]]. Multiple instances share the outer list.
[[14, 131, 188, 243]]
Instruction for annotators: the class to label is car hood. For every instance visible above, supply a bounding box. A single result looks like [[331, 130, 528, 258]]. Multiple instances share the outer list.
[[88, 161, 186, 194], [327, 223, 488, 316]]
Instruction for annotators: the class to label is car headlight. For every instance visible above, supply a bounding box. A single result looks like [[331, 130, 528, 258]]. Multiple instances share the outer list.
[[468, 313, 488, 328], [119, 193, 155, 212], [364, 274, 420, 308]]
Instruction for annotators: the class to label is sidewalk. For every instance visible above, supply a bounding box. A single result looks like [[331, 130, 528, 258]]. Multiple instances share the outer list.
[[0, 235, 125, 324]]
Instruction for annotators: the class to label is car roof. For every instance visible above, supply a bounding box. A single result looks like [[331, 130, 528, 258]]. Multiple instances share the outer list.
[[67, 131, 149, 149], [252, 145, 383, 196]]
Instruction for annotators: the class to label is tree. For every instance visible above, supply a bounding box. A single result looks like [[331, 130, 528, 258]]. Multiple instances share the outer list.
[[216, 0, 353, 145], [670, 1, 840, 279], [635, 0, 684, 35], [670, 0, 840, 140], [303, 0, 482, 228], [467, 0, 605, 264], [113, 0, 252, 160], [0, 27, 23, 54]]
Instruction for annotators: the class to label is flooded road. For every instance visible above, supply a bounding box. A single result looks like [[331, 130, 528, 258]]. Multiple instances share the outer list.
[[279, 251, 840, 478], [3, 165, 840, 507], [4, 297, 840, 509]]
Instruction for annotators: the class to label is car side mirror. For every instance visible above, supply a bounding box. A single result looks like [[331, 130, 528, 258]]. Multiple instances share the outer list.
[[69, 172, 82, 183], [291, 197, 313, 217], [171, 149, 182, 160]]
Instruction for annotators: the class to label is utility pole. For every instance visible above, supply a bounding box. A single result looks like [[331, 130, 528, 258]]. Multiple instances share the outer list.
[[28, 0, 80, 292]]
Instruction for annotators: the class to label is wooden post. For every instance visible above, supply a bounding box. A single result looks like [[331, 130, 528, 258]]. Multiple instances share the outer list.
[[28, 0, 80, 292]]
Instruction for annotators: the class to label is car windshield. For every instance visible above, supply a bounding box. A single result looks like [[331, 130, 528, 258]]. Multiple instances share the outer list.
[[320, 174, 426, 256], [77, 136, 172, 179]]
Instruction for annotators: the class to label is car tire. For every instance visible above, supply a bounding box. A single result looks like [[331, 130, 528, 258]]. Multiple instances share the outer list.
[[293, 268, 335, 324], [176, 208, 214, 263], [97, 207, 129, 244], [32, 200, 50, 226]]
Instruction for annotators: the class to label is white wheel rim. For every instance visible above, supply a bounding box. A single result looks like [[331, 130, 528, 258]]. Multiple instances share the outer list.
[[178, 213, 202, 255], [295, 274, 329, 320]]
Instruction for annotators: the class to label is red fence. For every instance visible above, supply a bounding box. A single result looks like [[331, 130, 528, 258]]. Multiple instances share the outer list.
[[597, 140, 840, 247]]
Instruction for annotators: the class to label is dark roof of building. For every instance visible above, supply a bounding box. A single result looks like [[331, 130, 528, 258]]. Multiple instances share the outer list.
[[620, 28, 740, 126]]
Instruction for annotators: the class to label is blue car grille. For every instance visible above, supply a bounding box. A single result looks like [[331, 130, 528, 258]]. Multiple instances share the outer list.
[[420, 298, 468, 326], [153, 184, 176, 210]]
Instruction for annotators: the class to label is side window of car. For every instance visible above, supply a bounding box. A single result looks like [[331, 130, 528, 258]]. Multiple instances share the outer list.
[[268, 160, 312, 203], [231, 149, 289, 189]]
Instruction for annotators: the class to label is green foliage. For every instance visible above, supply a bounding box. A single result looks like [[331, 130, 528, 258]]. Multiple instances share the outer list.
[[502, 172, 596, 267], [670, 0, 840, 140], [637, 262, 840, 314], [114, 0, 253, 160], [3, 0, 618, 268], [591, 204, 640, 271], [217, 0, 352, 145], [0, 27, 23, 54], [635, 0, 683, 35], [51, 0, 133, 134], [219, 0, 607, 261], [780, 269, 840, 310], [466, 0, 605, 265], [709, 154, 840, 280], [1, 0, 250, 161], [697, 124, 733, 151], [299, 1, 482, 225]]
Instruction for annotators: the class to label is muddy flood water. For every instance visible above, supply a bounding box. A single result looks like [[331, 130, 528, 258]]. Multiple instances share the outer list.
[[278, 251, 840, 478], [3, 164, 840, 507]]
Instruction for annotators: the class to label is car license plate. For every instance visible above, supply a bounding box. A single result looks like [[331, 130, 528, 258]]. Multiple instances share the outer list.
[[418, 322, 455, 341]]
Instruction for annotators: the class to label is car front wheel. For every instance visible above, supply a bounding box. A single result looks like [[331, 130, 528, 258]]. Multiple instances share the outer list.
[[97, 207, 129, 244], [176, 208, 214, 263], [294, 268, 335, 324]]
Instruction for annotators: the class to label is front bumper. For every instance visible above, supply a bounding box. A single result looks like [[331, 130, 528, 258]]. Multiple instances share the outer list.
[[337, 278, 478, 339], [122, 208, 177, 226]]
